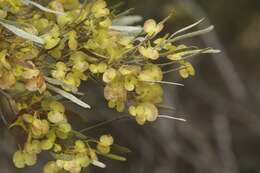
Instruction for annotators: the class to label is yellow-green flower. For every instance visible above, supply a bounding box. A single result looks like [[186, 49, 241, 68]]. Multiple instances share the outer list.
[[179, 61, 195, 78], [129, 102, 158, 125], [56, 0, 79, 10], [70, 52, 89, 72], [42, 25, 60, 50], [44, 161, 62, 173], [143, 19, 164, 37], [138, 65, 163, 82], [52, 62, 68, 80], [68, 30, 78, 50], [138, 46, 159, 60], [0, 69, 16, 89], [13, 150, 25, 168], [103, 68, 117, 83], [91, 0, 110, 18]]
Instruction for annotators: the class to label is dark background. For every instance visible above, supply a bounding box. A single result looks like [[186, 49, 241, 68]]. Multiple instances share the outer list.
[[1, 0, 260, 173]]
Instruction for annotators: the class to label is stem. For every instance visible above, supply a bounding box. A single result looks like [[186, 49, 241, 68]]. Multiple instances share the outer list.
[[80, 115, 129, 133]]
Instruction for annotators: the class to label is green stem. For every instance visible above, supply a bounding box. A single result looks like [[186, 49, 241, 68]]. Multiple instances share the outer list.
[[80, 115, 129, 133]]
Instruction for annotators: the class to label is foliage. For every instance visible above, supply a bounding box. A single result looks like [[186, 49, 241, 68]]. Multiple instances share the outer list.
[[0, 0, 219, 172]]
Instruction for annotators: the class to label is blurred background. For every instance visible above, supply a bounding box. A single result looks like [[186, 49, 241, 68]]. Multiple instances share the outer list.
[[1, 0, 260, 173]]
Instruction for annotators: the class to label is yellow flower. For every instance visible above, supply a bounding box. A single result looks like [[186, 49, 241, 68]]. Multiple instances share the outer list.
[[68, 30, 78, 50], [23, 152, 37, 166], [154, 38, 172, 50], [129, 102, 158, 125], [118, 37, 134, 49], [124, 75, 137, 91], [32, 18, 49, 33], [104, 82, 127, 102], [75, 140, 86, 153], [48, 111, 65, 124], [43, 35, 60, 50], [91, 0, 110, 18], [70, 52, 89, 72], [25, 74, 46, 93], [31, 119, 50, 138], [99, 18, 112, 28], [119, 65, 140, 76], [42, 25, 60, 50], [49, 40, 65, 59], [138, 65, 163, 82], [0, 50, 11, 69], [99, 134, 114, 146], [22, 68, 40, 80], [51, 62, 68, 80], [40, 139, 54, 150], [56, 0, 79, 10], [63, 160, 81, 173], [13, 150, 25, 168], [44, 161, 62, 173], [63, 72, 78, 88], [24, 140, 41, 154], [138, 46, 159, 60], [58, 123, 71, 133], [48, 101, 66, 124], [97, 134, 113, 154], [103, 68, 117, 83], [89, 63, 107, 74], [97, 144, 110, 154], [49, 1, 64, 12], [179, 61, 195, 78], [50, 101, 65, 113], [135, 83, 163, 103], [143, 19, 164, 37], [0, 70, 16, 89], [167, 53, 182, 61]]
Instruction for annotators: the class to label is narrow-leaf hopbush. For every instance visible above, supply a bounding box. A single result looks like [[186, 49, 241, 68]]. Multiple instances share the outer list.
[[0, 0, 219, 172]]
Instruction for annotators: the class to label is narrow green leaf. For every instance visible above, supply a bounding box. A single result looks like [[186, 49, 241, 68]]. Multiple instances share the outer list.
[[92, 160, 106, 168], [110, 26, 143, 36], [0, 18, 22, 27], [140, 80, 184, 86], [112, 15, 143, 26], [47, 84, 91, 109], [111, 144, 131, 154], [170, 18, 205, 38], [169, 25, 214, 43], [0, 20, 44, 44], [21, 0, 65, 15], [158, 115, 186, 122], [102, 154, 127, 161], [44, 76, 83, 95]]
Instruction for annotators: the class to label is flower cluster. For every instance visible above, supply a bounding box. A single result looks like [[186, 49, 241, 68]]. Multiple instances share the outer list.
[[0, 0, 218, 172]]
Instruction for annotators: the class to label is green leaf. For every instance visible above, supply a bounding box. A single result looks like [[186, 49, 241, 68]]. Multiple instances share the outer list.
[[46, 84, 91, 109], [111, 144, 131, 154], [169, 25, 214, 43], [110, 26, 143, 36], [0, 19, 44, 44], [170, 18, 205, 38], [102, 153, 127, 161], [112, 15, 143, 26], [21, 0, 65, 15], [0, 18, 22, 27], [44, 76, 83, 95]]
